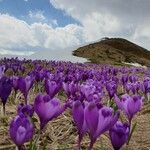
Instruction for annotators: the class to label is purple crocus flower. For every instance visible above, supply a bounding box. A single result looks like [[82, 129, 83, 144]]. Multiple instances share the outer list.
[[72, 101, 88, 150], [17, 103, 34, 117], [18, 76, 34, 104], [34, 94, 65, 130], [11, 76, 19, 93], [45, 79, 61, 99], [129, 75, 138, 83], [109, 121, 130, 150], [130, 82, 141, 94], [121, 75, 128, 85], [80, 84, 96, 101], [85, 102, 119, 149], [34, 69, 45, 82], [9, 114, 34, 149], [0, 76, 12, 114], [141, 78, 150, 101], [125, 83, 132, 94], [106, 81, 117, 100], [114, 94, 143, 123], [63, 81, 78, 97]]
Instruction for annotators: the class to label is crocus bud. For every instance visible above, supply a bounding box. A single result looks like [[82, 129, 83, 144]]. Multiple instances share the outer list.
[[34, 94, 65, 130], [141, 78, 150, 95], [121, 75, 128, 85], [0, 76, 12, 114], [109, 121, 130, 150], [80, 84, 96, 101], [125, 83, 132, 94], [106, 81, 117, 100], [11, 76, 19, 92], [63, 81, 78, 97], [129, 75, 138, 83], [85, 102, 119, 150], [72, 101, 88, 150], [114, 94, 143, 123], [9, 115, 34, 149], [45, 79, 61, 99], [17, 103, 34, 117], [18, 76, 34, 104]]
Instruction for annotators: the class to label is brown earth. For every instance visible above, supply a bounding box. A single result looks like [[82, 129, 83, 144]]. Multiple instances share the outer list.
[[73, 37, 150, 66]]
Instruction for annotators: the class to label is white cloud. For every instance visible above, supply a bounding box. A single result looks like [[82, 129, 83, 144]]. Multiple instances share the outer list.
[[43, 24, 83, 49], [28, 10, 58, 27], [0, 49, 34, 56], [0, 13, 84, 55], [0, 14, 38, 50], [50, 0, 150, 49], [82, 12, 121, 41], [0, 0, 150, 57], [133, 22, 150, 40], [29, 10, 46, 22]]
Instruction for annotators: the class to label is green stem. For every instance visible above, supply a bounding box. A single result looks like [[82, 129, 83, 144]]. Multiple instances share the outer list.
[[127, 122, 137, 145], [30, 130, 41, 150]]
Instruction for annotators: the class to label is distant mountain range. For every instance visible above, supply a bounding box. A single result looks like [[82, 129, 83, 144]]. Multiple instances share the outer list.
[[73, 37, 150, 66]]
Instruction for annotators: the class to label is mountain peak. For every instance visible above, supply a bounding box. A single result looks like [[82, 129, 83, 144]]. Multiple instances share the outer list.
[[73, 37, 150, 66]]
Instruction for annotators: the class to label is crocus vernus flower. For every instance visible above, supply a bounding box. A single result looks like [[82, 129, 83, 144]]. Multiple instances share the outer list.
[[106, 81, 117, 100], [72, 101, 88, 150], [121, 75, 128, 92], [141, 77, 150, 101], [17, 103, 34, 117], [34, 94, 65, 130], [11, 76, 19, 95], [9, 114, 34, 150], [0, 76, 12, 115], [129, 75, 138, 83], [45, 79, 61, 99], [109, 121, 130, 150], [18, 76, 34, 104], [63, 81, 78, 97], [85, 102, 119, 150], [121, 75, 128, 85], [80, 84, 96, 101], [114, 94, 143, 123]]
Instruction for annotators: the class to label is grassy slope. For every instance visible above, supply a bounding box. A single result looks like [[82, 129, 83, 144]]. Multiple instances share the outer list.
[[73, 38, 150, 66]]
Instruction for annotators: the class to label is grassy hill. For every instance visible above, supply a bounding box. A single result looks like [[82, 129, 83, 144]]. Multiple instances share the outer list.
[[73, 37, 150, 66]]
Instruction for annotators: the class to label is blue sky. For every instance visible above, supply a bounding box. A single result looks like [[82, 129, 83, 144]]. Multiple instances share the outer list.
[[0, 0, 77, 26], [0, 0, 150, 56]]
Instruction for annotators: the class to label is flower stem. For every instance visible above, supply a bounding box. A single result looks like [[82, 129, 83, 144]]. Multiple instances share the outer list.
[[127, 122, 137, 145], [88, 139, 96, 150], [3, 103, 5, 116], [77, 135, 82, 150], [88, 142, 94, 150], [30, 130, 41, 150], [17, 146, 22, 150]]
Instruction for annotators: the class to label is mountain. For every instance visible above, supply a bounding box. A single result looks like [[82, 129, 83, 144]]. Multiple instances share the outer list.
[[73, 37, 150, 66]]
